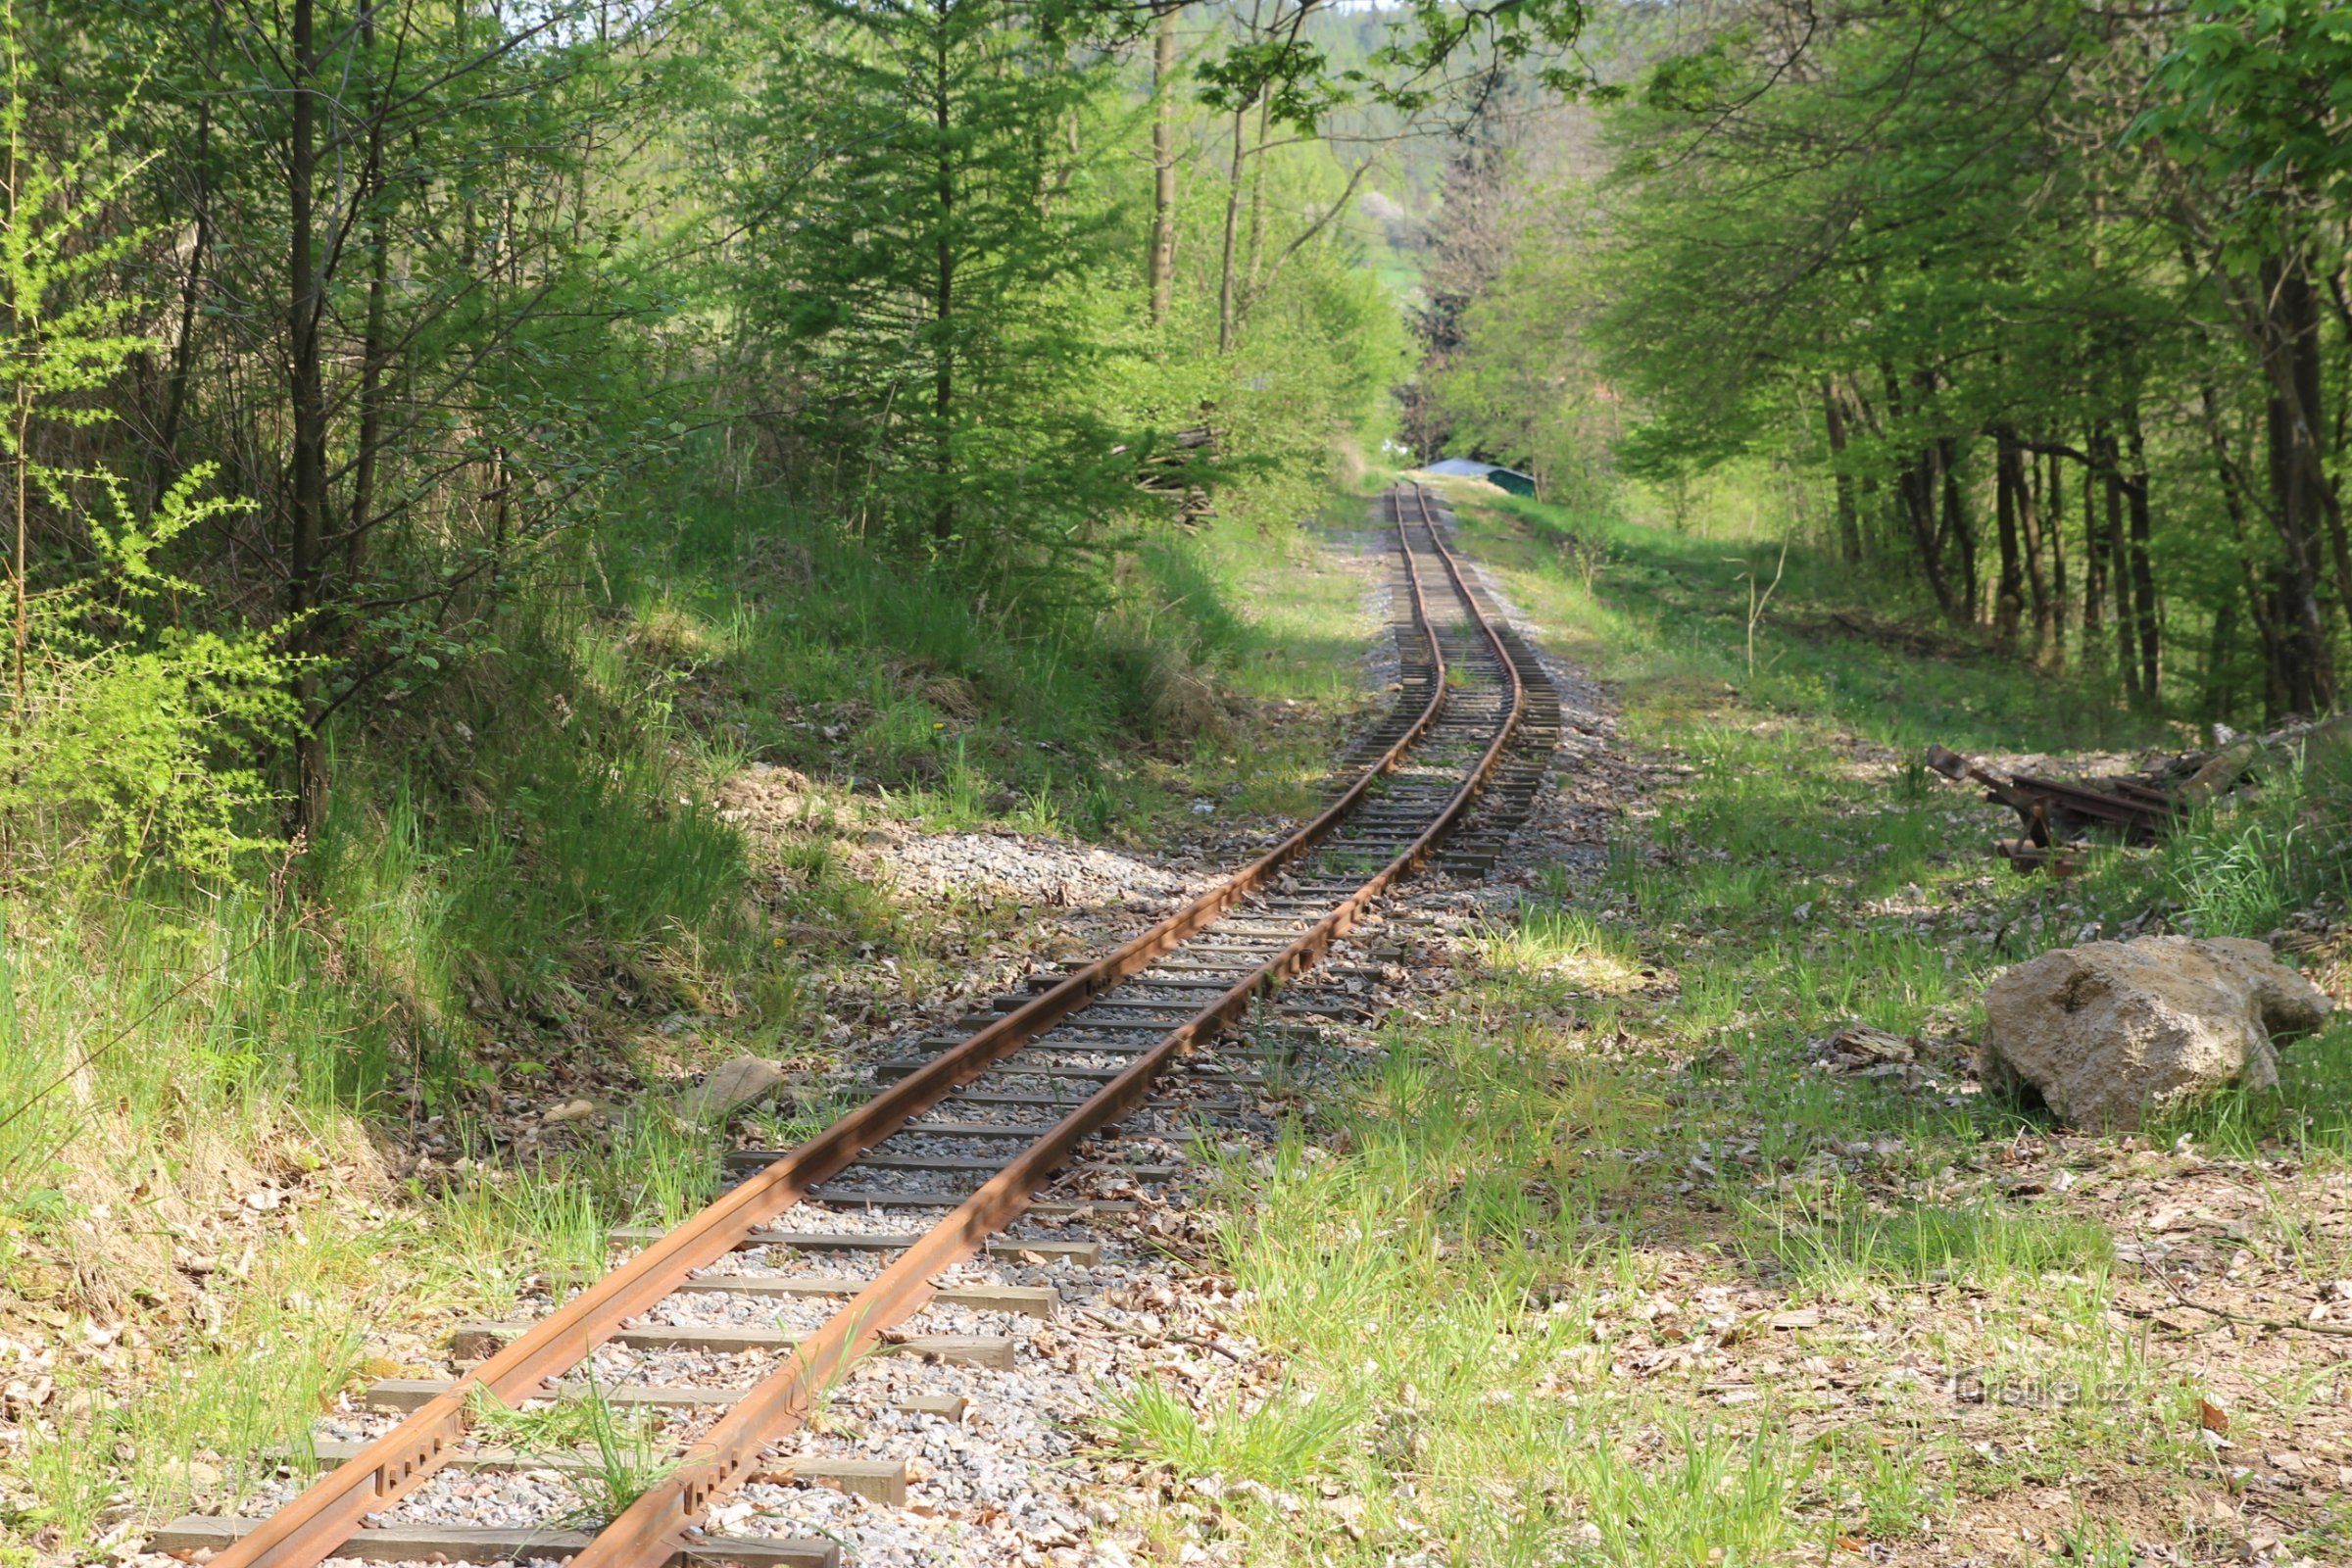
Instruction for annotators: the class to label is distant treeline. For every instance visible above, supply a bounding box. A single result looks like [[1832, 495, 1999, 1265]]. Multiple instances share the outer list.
[[1420, 0, 2352, 726]]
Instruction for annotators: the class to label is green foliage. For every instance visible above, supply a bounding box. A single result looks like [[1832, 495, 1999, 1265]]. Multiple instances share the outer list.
[[1429, 181, 1619, 507], [1145, 508, 2309, 1566], [2135, 0, 2352, 264], [1100, 1376, 1359, 1490], [1191, 0, 1600, 130], [1426, 0, 2352, 722], [464, 1382, 679, 1520], [0, 473, 297, 881], [0, 7, 296, 882], [0, 0, 1546, 1550], [1469, 492, 2152, 750], [716, 0, 1134, 580]]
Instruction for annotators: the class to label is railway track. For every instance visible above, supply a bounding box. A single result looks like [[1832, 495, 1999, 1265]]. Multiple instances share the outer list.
[[148, 483, 1561, 1568]]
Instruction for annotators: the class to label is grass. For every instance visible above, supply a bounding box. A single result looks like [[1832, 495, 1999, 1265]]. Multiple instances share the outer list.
[[0, 478, 1387, 1561], [1476, 487, 2154, 753], [466, 1381, 678, 1520], [596, 492, 1376, 844], [1097, 484, 2352, 1566]]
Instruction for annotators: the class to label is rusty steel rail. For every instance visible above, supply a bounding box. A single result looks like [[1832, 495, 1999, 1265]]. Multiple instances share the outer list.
[[569, 481, 1528, 1565], [205, 482, 1525, 1568]]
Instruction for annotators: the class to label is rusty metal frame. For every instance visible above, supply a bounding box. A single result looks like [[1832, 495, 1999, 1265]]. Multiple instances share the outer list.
[[568, 483, 1527, 1565], [208, 485, 1515, 1568]]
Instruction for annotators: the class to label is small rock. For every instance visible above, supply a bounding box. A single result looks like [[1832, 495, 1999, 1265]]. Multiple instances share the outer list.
[[542, 1099, 600, 1125], [671, 1055, 788, 1125], [1980, 936, 2330, 1129], [160, 1457, 223, 1494]]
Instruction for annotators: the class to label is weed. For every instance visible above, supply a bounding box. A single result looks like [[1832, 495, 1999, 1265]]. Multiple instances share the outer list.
[[1098, 1377, 1358, 1490], [466, 1380, 677, 1520]]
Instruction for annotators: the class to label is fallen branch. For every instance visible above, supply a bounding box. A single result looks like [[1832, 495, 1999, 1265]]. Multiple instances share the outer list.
[[2139, 1251, 2352, 1339], [1073, 1304, 1248, 1362]]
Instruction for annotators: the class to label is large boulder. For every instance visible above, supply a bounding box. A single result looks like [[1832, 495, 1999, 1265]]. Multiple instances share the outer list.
[[1981, 936, 2330, 1129]]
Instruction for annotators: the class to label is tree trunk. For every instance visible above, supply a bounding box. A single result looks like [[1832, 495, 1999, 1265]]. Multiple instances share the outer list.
[[348, 0, 391, 586], [931, 12, 956, 545], [1939, 437, 1977, 619], [2081, 440, 2104, 639], [2042, 448, 2066, 667], [2206, 593, 2236, 725], [1244, 97, 1271, 293], [1216, 103, 1247, 355], [2260, 251, 2332, 714], [2199, 379, 2288, 720], [1886, 367, 1960, 621], [2123, 405, 2160, 708], [1821, 379, 1859, 564], [287, 0, 329, 828], [1148, 7, 1175, 327], [2097, 425, 2140, 706], [1992, 429, 2025, 645], [153, 96, 213, 511], [2020, 440, 2052, 657], [1901, 454, 1958, 620]]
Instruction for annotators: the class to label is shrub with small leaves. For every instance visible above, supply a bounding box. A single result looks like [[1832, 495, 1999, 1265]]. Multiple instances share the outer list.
[[0, 0, 297, 885]]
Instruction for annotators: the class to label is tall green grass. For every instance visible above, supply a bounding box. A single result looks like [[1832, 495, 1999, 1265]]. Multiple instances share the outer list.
[[1475, 490, 2157, 753], [0, 891, 393, 1219]]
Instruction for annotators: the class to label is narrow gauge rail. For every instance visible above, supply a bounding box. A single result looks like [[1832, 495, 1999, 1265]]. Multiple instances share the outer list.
[[153, 484, 1553, 1568]]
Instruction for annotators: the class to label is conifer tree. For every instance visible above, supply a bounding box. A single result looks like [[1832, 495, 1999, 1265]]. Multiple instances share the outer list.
[[729, 0, 1129, 573]]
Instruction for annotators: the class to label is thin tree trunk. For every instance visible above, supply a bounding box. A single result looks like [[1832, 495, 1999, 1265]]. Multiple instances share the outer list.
[[930, 9, 956, 545], [1244, 96, 1271, 294], [2044, 449, 2067, 667], [1822, 379, 1859, 564], [2260, 252, 2331, 713], [2082, 437, 2103, 639], [1148, 7, 1175, 326], [1216, 103, 1246, 355], [2200, 379, 2286, 718], [2020, 438, 2052, 656], [347, 0, 390, 586], [1885, 367, 1960, 621], [1940, 437, 1977, 619], [2098, 425, 2140, 706], [287, 0, 329, 828], [5, 74, 21, 775], [154, 94, 214, 510], [2207, 594, 2236, 725], [2123, 404, 2160, 708], [11, 392, 27, 739], [1993, 428, 2025, 645], [2280, 251, 2352, 655], [1902, 454, 1958, 620]]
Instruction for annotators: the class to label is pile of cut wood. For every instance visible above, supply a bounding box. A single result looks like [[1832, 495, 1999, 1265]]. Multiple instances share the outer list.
[[1925, 713, 2347, 874], [1128, 423, 1219, 526]]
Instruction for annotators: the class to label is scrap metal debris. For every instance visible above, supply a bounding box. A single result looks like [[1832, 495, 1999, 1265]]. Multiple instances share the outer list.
[[1925, 712, 2348, 874]]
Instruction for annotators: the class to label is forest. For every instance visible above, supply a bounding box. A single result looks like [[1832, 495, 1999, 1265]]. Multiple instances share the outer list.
[[4, 0, 1568, 878], [17, 0, 2346, 890], [1420, 0, 2352, 727]]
